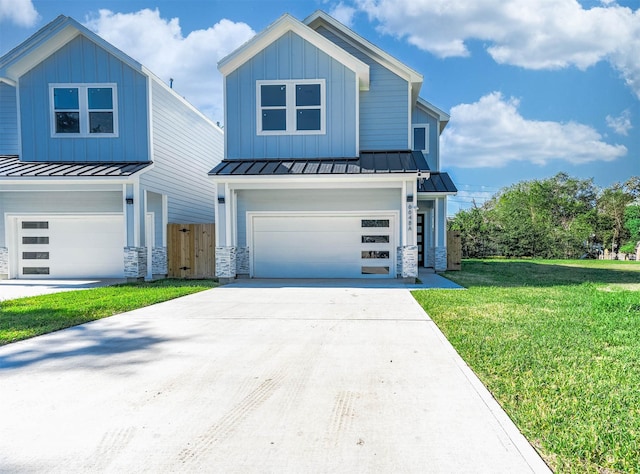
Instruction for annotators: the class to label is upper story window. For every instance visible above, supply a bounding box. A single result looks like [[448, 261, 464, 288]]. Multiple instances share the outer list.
[[412, 124, 429, 153], [50, 84, 118, 137], [257, 79, 325, 135]]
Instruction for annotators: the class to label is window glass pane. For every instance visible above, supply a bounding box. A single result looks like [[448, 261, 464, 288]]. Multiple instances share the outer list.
[[413, 127, 426, 151], [54, 88, 78, 109], [22, 237, 49, 244], [296, 84, 320, 106], [261, 85, 286, 107], [55, 112, 80, 133], [362, 219, 390, 228], [361, 266, 389, 275], [361, 251, 390, 259], [89, 112, 114, 133], [21, 221, 48, 229], [22, 267, 50, 275], [22, 252, 49, 260], [362, 235, 390, 243], [296, 109, 320, 131], [88, 88, 113, 109], [262, 109, 286, 131]]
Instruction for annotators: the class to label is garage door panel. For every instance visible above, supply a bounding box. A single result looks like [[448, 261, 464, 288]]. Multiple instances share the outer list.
[[252, 214, 394, 279], [18, 216, 125, 279]]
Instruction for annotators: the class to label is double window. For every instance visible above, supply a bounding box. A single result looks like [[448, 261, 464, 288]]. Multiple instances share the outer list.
[[50, 84, 118, 137], [257, 79, 325, 135]]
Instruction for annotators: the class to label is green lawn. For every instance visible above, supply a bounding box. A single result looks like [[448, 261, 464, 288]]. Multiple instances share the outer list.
[[413, 260, 640, 473], [0, 279, 217, 345]]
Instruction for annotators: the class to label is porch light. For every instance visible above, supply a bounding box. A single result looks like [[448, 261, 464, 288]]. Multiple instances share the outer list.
[[126, 198, 134, 205], [218, 197, 225, 204]]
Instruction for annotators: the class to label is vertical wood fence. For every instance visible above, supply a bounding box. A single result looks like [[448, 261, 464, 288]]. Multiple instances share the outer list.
[[167, 223, 215, 279], [447, 230, 462, 271]]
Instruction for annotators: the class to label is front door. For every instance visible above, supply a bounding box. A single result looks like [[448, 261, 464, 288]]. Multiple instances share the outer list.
[[417, 213, 425, 267]]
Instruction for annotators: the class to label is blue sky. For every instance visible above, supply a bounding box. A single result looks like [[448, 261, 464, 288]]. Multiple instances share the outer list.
[[1, 0, 638, 215]]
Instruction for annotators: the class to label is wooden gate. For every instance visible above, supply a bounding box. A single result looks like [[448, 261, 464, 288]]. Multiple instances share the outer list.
[[447, 230, 462, 271], [167, 223, 215, 278]]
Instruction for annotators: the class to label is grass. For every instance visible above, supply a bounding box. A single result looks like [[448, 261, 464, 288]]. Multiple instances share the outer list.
[[413, 259, 640, 473], [0, 279, 217, 345]]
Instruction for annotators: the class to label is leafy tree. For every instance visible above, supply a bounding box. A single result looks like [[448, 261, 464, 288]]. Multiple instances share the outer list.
[[597, 185, 633, 253]]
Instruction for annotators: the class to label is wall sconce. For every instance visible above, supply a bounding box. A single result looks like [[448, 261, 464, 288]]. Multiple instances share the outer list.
[[406, 195, 414, 203], [218, 197, 225, 204], [126, 198, 134, 205]]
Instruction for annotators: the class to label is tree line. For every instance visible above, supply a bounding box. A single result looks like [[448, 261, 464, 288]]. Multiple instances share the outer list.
[[448, 173, 640, 259]]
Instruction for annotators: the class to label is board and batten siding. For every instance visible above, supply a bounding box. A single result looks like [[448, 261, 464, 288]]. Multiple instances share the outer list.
[[315, 26, 409, 151], [0, 82, 19, 155], [225, 31, 357, 159], [140, 80, 221, 224], [235, 188, 402, 247], [0, 190, 122, 246], [18, 35, 149, 162], [412, 105, 440, 171]]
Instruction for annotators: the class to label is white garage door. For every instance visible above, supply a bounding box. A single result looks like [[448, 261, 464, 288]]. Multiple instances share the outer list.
[[251, 214, 395, 278], [17, 216, 125, 279]]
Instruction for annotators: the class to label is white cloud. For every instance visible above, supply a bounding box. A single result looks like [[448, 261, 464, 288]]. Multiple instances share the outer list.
[[606, 110, 633, 136], [354, 0, 640, 99], [329, 2, 357, 27], [441, 92, 627, 168], [0, 0, 38, 26], [84, 9, 255, 122]]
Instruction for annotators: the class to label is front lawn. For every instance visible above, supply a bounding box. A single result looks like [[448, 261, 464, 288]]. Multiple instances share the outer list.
[[0, 279, 217, 345], [413, 259, 640, 473]]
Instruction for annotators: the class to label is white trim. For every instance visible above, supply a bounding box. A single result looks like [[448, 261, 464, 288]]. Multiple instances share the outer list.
[[256, 79, 326, 136], [210, 173, 422, 187], [16, 79, 23, 158], [412, 123, 430, 154], [162, 194, 168, 247], [145, 212, 154, 280], [246, 210, 399, 278], [224, 182, 232, 247], [0, 77, 16, 86], [219, 14, 369, 91], [49, 83, 119, 138], [133, 181, 141, 247], [146, 75, 154, 162]]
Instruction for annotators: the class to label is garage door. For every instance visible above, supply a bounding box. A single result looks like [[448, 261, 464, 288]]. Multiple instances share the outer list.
[[17, 216, 125, 279], [251, 214, 395, 278]]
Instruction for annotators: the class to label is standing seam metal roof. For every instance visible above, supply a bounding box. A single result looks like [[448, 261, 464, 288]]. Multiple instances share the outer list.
[[208, 151, 430, 176], [0, 155, 151, 177]]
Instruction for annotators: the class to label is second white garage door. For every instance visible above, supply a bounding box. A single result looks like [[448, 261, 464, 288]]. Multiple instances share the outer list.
[[250, 214, 395, 278], [17, 215, 125, 279]]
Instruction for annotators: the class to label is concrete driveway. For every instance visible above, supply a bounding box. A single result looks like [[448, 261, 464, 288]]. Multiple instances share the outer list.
[[0, 279, 126, 301], [0, 285, 550, 473]]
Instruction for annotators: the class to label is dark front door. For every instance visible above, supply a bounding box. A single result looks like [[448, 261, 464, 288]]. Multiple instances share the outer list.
[[417, 213, 424, 267]]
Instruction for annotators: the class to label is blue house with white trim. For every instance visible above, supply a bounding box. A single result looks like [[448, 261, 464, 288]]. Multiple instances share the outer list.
[[0, 15, 223, 280], [210, 11, 456, 282]]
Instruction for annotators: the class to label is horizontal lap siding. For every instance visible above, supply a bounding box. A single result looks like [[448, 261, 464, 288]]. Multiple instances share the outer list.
[[0, 190, 122, 246], [225, 31, 357, 159], [235, 188, 401, 246], [19, 35, 149, 162], [0, 83, 19, 154], [315, 26, 409, 151], [140, 80, 222, 224]]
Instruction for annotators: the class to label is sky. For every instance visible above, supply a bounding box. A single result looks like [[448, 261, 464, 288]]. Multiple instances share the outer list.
[[1, 0, 638, 215]]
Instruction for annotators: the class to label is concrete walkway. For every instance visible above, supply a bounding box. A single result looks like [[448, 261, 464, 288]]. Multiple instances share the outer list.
[[0, 285, 549, 473]]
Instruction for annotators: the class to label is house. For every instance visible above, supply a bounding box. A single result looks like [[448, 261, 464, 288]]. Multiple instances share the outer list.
[[209, 11, 456, 282], [210, 11, 457, 282], [0, 15, 223, 280]]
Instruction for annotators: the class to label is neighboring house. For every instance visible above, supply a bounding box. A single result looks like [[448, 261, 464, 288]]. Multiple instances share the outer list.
[[0, 15, 223, 280], [210, 11, 456, 282]]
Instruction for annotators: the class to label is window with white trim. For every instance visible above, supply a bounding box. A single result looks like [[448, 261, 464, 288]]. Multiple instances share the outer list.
[[412, 124, 429, 153], [257, 79, 325, 135], [50, 84, 118, 137]]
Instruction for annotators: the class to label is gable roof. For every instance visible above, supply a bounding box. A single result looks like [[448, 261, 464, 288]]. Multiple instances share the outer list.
[[304, 10, 423, 99], [417, 97, 450, 133], [0, 15, 143, 80], [218, 13, 370, 90]]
